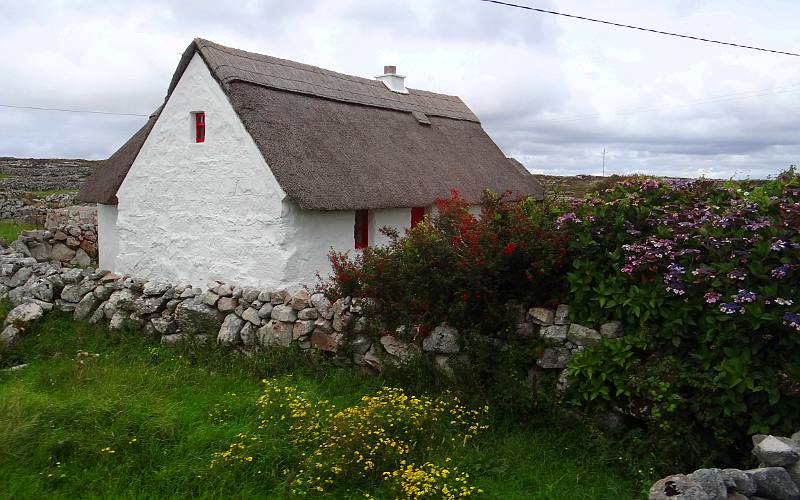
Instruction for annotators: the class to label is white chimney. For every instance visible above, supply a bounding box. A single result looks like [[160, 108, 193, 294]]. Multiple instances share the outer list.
[[375, 65, 408, 94]]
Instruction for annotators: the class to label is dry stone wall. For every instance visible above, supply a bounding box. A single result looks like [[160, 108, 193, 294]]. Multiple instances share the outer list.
[[0, 251, 621, 380], [9, 225, 98, 266], [649, 433, 800, 500]]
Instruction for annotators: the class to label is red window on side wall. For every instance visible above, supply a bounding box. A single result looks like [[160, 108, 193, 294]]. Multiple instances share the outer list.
[[354, 209, 369, 249], [195, 112, 205, 143], [411, 207, 425, 228]]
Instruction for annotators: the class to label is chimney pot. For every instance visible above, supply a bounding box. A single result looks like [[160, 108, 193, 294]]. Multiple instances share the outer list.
[[383, 65, 397, 75]]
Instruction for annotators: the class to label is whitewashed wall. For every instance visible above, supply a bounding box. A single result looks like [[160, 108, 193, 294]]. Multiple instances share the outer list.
[[97, 204, 118, 271], [115, 53, 289, 289]]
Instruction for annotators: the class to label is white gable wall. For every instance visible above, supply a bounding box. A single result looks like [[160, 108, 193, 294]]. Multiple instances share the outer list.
[[115, 53, 290, 288], [97, 203, 119, 271]]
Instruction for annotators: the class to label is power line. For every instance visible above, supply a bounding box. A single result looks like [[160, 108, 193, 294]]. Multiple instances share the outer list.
[[0, 103, 148, 117], [537, 81, 800, 124], [478, 0, 800, 57]]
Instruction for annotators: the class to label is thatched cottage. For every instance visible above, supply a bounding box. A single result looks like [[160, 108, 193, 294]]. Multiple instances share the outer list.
[[78, 39, 542, 289]]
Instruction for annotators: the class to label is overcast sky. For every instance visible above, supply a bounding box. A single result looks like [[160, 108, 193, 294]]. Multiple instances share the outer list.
[[1, 0, 799, 178]]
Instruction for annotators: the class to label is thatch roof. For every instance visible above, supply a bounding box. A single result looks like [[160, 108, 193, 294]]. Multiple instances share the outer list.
[[78, 38, 543, 208]]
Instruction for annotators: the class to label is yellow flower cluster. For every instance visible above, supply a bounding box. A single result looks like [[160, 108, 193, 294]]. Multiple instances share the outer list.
[[242, 380, 489, 497], [384, 462, 483, 499], [209, 432, 259, 468]]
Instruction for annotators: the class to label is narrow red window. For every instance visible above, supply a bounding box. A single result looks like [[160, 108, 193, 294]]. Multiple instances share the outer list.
[[195, 112, 205, 143], [410, 207, 425, 228], [354, 209, 369, 249]]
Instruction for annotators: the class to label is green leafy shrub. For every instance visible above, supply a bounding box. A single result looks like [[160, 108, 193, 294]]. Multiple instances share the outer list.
[[212, 380, 488, 498], [561, 170, 800, 468]]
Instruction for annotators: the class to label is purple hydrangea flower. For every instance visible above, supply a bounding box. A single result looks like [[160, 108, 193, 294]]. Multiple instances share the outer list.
[[720, 303, 744, 314], [727, 269, 747, 281], [704, 292, 722, 304], [771, 265, 792, 279], [771, 239, 787, 251], [734, 289, 758, 304], [775, 298, 794, 306], [783, 312, 800, 331]]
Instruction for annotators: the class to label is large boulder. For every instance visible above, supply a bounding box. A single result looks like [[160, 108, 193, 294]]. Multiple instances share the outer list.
[[310, 293, 333, 319], [686, 469, 726, 500], [648, 474, 709, 500], [73, 293, 102, 321], [746, 467, 800, 500], [4, 302, 44, 329], [422, 323, 460, 354], [537, 347, 572, 369], [257, 320, 293, 347], [175, 300, 223, 334], [270, 304, 297, 323], [752, 435, 800, 467], [566, 324, 602, 346]]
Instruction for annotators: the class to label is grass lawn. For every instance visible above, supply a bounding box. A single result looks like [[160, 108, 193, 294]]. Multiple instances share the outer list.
[[0, 311, 646, 499], [0, 222, 39, 243]]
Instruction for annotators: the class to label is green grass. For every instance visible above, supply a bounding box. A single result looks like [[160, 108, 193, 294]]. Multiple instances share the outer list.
[[0, 312, 647, 499], [0, 222, 39, 242], [27, 189, 78, 198]]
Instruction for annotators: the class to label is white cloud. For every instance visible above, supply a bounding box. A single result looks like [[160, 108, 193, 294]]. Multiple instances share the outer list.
[[1, 0, 798, 178]]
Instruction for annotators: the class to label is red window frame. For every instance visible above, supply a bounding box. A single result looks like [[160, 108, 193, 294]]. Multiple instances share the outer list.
[[195, 112, 205, 143], [410, 207, 425, 228], [354, 209, 369, 249]]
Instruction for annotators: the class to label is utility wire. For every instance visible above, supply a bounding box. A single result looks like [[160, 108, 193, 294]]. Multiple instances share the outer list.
[[538, 82, 800, 124], [478, 0, 800, 57], [0, 103, 148, 117]]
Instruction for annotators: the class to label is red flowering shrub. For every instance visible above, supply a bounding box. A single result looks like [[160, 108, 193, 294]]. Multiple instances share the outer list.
[[322, 189, 570, 339]]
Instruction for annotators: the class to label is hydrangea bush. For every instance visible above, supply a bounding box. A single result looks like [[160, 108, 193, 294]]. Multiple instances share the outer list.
[[560, 169, 800, 467]]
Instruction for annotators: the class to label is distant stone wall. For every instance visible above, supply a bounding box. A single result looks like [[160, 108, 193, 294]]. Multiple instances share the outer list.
[[0, 157, 96, 192], [45, 205, 97, 229]]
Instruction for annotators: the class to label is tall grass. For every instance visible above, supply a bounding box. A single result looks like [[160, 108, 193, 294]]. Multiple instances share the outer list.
[[0, 312, 646, 498]]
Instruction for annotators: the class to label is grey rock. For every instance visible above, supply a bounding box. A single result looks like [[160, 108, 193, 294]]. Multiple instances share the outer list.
[[50, 243, 76, 262], [231, 286, 242, 299], [379, 335, 420, 363], [70, 248, 91, 267], [8, 267, 32, 287], [28, 278, 54, 302], [556, 369, 574, 393], [0, 325, 21, 347], [61, 267, 84, 284], [257, 290, 270, 302], [142, 281, 171, 297], [567, 324, 602, 346], [753, 435, 800, 467], [528, 307, 555, 325], [721, 469, 757, 497], [788, 461, 800, 488], [297, 307, 319, 320], [59, 284, 83, 303], [422, 323, 460, 354], [257, 320, 293, 348], [241, 287, 260, 303], [240, 322, 257, 346], [332, 312, 351, 332], [554, 304, 570, 324], [202, 291, 220, 307], [109, 310, 129, 330], [217, 297, 238, 313], [363, 344, 382, 371], [600, 320, 624, 338], [310, 293, 334, 319], [217, 314, 244, 346], [350, 334, 372, 355], [648, 474, 710, 500], [175, 300, 223, 334], [314, 317, 333, 334], [27, 241, 52, 262], [8, 286, 29, 306], [134, 295, 167, 315], [241, 307, 262, 326], [293, 319, 316, 339], [211, 283, 233, 297], [540, 324, 568, 342], [27, 298, 54, 312], [311, 330, 342, 352], [270, 304, 297, 322], [537, 347, 572, 369], [88, 304, 106, 324], [746, 467, 800, 500], [179, 287, 199, 298], [93, 284, 112, 300], [151, 317, 176, 335], [257, 302, 273, 319], [686, 469, 726, 500], [4, 302, 44, 328]]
